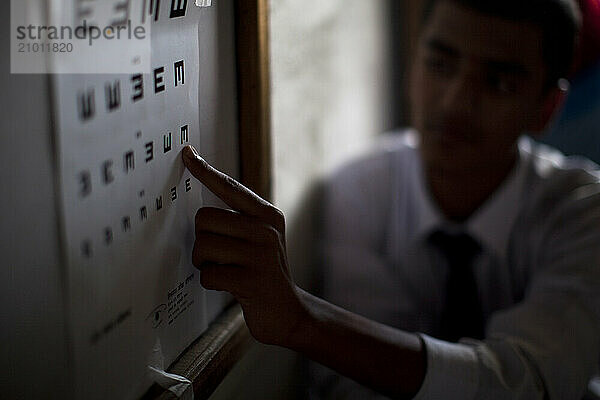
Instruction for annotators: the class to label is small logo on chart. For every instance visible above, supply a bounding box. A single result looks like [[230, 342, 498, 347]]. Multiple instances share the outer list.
[[146, 304, 167, 328]]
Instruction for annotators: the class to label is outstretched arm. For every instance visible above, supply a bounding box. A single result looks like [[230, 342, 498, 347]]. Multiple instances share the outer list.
[[182, 146, 426, 399]]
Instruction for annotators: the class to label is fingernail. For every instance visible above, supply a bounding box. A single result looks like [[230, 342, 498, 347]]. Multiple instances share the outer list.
[[183, 145, 201, 161]]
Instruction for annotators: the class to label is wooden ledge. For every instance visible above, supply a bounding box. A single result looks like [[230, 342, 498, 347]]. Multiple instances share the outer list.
[[144, 303, 253, 400]]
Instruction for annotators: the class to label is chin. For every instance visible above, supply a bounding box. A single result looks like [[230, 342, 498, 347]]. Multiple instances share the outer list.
[[422, 145, 478, 176]]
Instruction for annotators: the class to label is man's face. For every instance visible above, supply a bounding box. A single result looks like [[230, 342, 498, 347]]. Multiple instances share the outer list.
[[410, 1, 551, 175]]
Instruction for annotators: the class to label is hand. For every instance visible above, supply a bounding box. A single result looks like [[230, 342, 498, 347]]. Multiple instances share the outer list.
[[183, 146, 426, 398], [182, 146, 307, 347]]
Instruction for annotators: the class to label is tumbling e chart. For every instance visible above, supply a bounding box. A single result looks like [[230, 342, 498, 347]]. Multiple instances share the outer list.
[[51, 1, 210, 398]]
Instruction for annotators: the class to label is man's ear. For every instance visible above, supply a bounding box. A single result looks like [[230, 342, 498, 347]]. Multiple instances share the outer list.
[[529, 84, 568, 135]]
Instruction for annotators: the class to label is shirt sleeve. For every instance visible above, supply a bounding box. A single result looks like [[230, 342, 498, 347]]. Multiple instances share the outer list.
[[413, 180, 600, 400], [414, 296, 599, 400], [412, 335, 480, 400]]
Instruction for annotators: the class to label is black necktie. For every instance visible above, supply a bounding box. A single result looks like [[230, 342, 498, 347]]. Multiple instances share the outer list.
[[429, 230, 484, 342]]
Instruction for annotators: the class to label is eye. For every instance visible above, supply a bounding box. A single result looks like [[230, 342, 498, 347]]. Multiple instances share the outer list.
[[487, 72, 518, 95], [424, 55, 455, 77]]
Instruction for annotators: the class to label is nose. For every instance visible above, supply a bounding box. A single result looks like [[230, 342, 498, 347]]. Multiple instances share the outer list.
[[440, 65, 479, 121]]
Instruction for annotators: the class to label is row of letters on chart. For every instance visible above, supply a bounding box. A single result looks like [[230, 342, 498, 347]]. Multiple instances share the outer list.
[[79, 175, 194, 259], [78, 123, 190, 199], [77, 59, 186, 121]]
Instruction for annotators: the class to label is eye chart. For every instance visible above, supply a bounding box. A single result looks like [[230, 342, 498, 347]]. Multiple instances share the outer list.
[[50, 1, 216, 398]]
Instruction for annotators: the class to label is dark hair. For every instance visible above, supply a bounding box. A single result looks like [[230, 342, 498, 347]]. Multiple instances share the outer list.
[[422, 0, 582, 88]]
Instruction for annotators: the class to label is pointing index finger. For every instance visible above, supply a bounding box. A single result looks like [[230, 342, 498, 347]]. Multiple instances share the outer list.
[[182, 146, 273, 219]]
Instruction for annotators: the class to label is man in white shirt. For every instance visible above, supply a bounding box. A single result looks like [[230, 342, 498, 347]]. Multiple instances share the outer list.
[[316, 132, 600, 399], [181, 0, 600, 398]]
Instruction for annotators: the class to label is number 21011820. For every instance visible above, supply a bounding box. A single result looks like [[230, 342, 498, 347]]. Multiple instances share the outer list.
[[19, 42, 74, 53]]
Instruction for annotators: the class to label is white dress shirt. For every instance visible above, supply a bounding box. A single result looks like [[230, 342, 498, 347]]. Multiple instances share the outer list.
[[319, 131, 600, 400]]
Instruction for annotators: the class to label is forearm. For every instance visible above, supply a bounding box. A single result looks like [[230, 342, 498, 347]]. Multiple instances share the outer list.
[[288, 288, 427, 399]]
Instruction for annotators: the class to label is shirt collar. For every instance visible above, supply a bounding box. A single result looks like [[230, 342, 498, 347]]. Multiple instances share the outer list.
[[467, 144, 528, 258], [411, 138, 529, 258], [411, 147, 444, 241]]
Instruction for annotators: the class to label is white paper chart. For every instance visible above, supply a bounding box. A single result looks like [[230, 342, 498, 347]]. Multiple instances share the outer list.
[[51, 1, 211, 398]]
